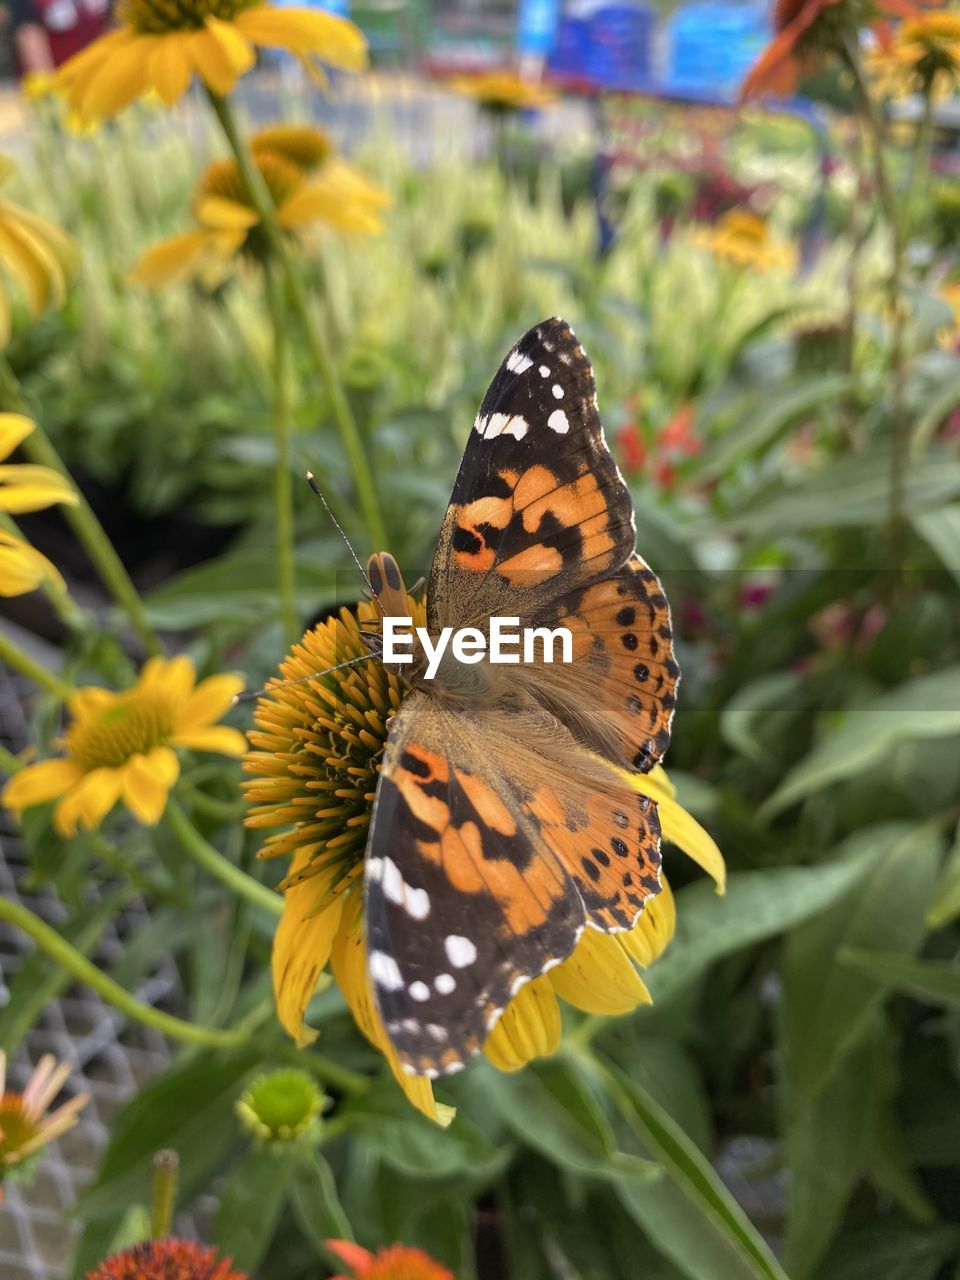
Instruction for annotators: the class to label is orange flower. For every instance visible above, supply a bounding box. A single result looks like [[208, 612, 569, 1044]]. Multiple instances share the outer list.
[[84, 1239, 245, 1280], [326, 1240, 454, 1280], [740, 0, 918, 100]]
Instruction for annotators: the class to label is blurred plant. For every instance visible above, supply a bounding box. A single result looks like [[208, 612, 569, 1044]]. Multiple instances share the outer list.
[[84, 1239, 246, 1280], [0, 1051, 89, 1195], [326, 1239, 455, 1280], [692, 209, 798, 274], [865, 9, 960, 100], [0, 156, 77, 348]]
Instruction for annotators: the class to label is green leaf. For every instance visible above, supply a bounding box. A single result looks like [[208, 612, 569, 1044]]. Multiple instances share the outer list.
[[645, 847, 882, 1004], [839, 948, 960, 1007], [289, 1151, 354, 1249], [912, 504, 960, 588], [214, 1145, 299, 1272], [926, 819, 960, 929], [783, 1017, 885, 1279], [77, 1051, 256, 1218], [781, 824, 941, 1107], [602, 1062, 789, 1280], [692, 373, 853, 482], [817, 1222, 960, 1280], [762, 666, 960, 817], [720, 671, 806, 764]]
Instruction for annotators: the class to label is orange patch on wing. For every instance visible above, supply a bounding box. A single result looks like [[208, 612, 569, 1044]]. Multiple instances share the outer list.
[[518, 467, 609, 537], [497, 544, 563, 586], [455, 770, 518, 836]]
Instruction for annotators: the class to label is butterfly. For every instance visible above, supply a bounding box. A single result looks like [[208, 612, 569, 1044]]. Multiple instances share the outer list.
[[362, 317, 679, 1079]]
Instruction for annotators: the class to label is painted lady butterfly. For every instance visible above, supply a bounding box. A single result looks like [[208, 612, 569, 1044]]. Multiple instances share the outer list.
[[363, 318, 679, 1078]]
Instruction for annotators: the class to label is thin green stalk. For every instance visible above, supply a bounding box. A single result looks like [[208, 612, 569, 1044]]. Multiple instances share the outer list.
[[263, 259, 298, 640], [0, 742, 24, 774], [842, 41, 909, 578], [0, 627, 74, 700], [166, 795, 283, 917], [206, 92, 388, 551], [151, 1150, 179, 1239], [0, 355, 163, 656], [0, 893, 249, 1050]]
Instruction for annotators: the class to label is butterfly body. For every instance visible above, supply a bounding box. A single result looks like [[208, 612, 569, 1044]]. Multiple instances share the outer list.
[[362, 319, 679, 1078]]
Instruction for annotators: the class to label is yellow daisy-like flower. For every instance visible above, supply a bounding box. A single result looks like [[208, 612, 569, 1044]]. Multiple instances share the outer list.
[[0, 157, 77, 348], [0, 414, 78, 515], [866, 11, 960, 101], [692, 209, 797, 275], [244, 600, 724, 1124], [56, 0, 368, 126], [3, 657, 246, 837], [450, 70, 555, 113], [129, 125, 389, 291], [0, 1051, 89, 1184]]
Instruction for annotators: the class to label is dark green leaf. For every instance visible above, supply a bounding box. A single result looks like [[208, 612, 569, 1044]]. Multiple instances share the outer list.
[[214, 1144, 299, 1272], [839, 948, 960, 1007]]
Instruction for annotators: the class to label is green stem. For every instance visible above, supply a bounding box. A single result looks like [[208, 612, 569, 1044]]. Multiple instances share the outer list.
[[0, 893, 249, 1050], [0, 742, 24, 774], [206, 92, 388, 551], [0, 355, 163, 656], [263, 259, 298, 640], [151, 1150, 179, 1239], [842, 42, 909, 579], [166, 796, 283, 918], [0, 627, 74, 700]]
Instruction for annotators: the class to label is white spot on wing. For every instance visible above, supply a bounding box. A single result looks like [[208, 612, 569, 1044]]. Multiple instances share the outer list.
[[435, 972, 456, 994], [409, 981, 430, 1002], [444, 935, 477, 968], [370, 950, 403, 991], [548, 409, 570, 434], [552, 384, 564, 399], [380, 855, 430, 920], [476, 412, 528, 441], [427, 1023, 447, 1042], [506, 348, 533, 375], [539, 365, 550, 377]]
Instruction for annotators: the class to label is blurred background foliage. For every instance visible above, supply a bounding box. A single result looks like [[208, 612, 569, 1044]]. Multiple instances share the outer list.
[[2, 64, 960, 1280]]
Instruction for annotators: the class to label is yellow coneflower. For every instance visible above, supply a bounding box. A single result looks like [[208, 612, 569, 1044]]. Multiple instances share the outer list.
[[0, 414, 78, 514], [866, 11, 960, 101], [692, 210, 797, 274], [450, 69, 555, 113], [0, 1051, 89, 1186], [56, 0, 368, 126], [244, 599, 724, 1124], [129, 125, 389, 291], [0, 158, 77, 348], [3, 657, 246, 836]]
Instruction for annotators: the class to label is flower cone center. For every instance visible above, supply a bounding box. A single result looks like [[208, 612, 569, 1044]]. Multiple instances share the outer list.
[[116, 0, 256, 34], [0, 1097, 39, 1161], [67, 693, 175, 769], [197, 153, 304, 219]]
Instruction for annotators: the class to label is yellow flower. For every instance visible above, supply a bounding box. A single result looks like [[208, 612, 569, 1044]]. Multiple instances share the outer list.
[[0, 1051, 89, 1182], [244, 601, 724, 1125], [0, 158, 77, 348], [866, 12, 960, 101], [0, 530, 65, 597], [692, 209, 797, 274], [129, 126, 389, 291], [3, 657, 246, 837], [57, 0, 368, 126], [0, 414, 78, 514], [450, 70, 554, 112]]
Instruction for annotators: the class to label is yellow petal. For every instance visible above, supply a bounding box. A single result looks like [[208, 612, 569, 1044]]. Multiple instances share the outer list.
[[0, 530, 64, 596], [188, 22, 255, 97], [0, 279, 10, 348], [273, 855, 344, 1046], [6, 206, 77, 280], [617, 875, 676, 967], [0, 464, 77, 512], [194, 196, 259, 231], [0, 219, 57, 315], [77, 37, 152, 122], [66, 685, 114, 720], [172, 725, 247, 756], [233, 7, 368, 68], [177, 671, 245, 731], [331, 893, 448, 1125], [0, 413, 34, 461], [128, 231, 214, 290], [630, 770, 725, 893], [57, 29, 128, 97], [3, 757, 84, 813], [483, 975, 561, 1071], [140, 654, 195, 702], [149, 37, 193, 105], [548, 928, 652, 1016], [53, 767, 123, 837], [120, 747, 179, 825]]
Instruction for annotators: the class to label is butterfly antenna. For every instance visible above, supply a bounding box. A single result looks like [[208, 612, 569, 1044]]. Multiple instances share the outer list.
[[305, 471, 377, 602], [233, 652, 377, 704]]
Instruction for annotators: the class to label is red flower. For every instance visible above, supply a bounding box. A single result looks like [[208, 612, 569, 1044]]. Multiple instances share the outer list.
[[659, 402, 701, 456], [84, 1239, 246, 1280], [326, 1240, 455, 1280], [740, 0, 918, 100], [616, 421, 647, 471]]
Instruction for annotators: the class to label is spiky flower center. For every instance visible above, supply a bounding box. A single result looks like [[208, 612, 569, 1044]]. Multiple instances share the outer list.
[[197, 153, 304, 218], [66, 693, 175, 769], [116, 0, 256, 34], [84, 1239, 245, 1280], [243, 598, 424, 903], [0, 1096, 39, 1163]]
